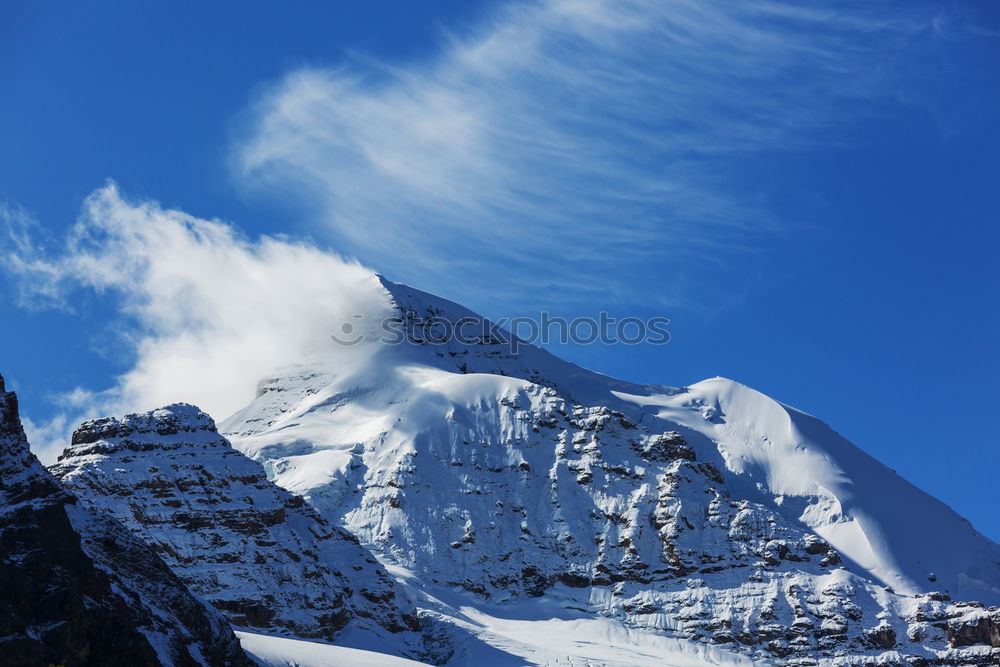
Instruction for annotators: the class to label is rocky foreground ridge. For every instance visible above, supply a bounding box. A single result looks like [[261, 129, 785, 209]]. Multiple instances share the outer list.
[[50, 403, 424, 658], [0, 376, 251, 667]]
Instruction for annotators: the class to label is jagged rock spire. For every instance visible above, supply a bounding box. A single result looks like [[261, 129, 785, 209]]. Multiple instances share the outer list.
[[0, 374, 27, 442]]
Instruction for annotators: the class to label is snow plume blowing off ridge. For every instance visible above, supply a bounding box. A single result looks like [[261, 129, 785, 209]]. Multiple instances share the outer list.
[[2, 183, 388, 463]]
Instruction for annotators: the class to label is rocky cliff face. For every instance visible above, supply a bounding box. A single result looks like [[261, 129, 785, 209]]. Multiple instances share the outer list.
[[222, 277, 1000, 666], [0, 375, 250, 667], [50, 403, 423, 658]]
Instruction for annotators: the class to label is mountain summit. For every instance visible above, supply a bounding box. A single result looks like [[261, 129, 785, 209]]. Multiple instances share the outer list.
[[220, 277, 1000, 664], [50, 402, 425, 658]]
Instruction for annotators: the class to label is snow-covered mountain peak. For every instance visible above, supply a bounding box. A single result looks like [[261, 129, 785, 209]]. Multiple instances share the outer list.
[[69, 402, 217, 448], [52, 403, 426, 658], [373, 276, 643, 399], [222, 281, 1000, 663]]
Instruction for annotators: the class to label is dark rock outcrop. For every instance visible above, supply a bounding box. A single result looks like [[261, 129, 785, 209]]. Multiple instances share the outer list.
[[864, 624, 897, 650], [949, 610, 1000, 648]]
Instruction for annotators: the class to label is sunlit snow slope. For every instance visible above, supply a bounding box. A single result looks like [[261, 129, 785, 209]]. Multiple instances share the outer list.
[[237, 631, 429, 667]]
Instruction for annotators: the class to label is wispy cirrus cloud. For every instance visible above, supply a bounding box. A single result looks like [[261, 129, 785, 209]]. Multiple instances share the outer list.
[[235, 0, 937, 309]]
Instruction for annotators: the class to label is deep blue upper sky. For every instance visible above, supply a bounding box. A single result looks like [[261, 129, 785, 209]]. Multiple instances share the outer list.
[[2, 2, 999, 539]]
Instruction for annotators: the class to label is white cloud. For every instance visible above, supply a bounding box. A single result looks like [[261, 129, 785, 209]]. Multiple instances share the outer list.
[[4, 184, 388, 462], [235, 0, 934, 309]]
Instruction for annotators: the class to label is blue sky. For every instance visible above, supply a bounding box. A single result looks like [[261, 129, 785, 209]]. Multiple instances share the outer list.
[[2, 2, 999, 539]]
